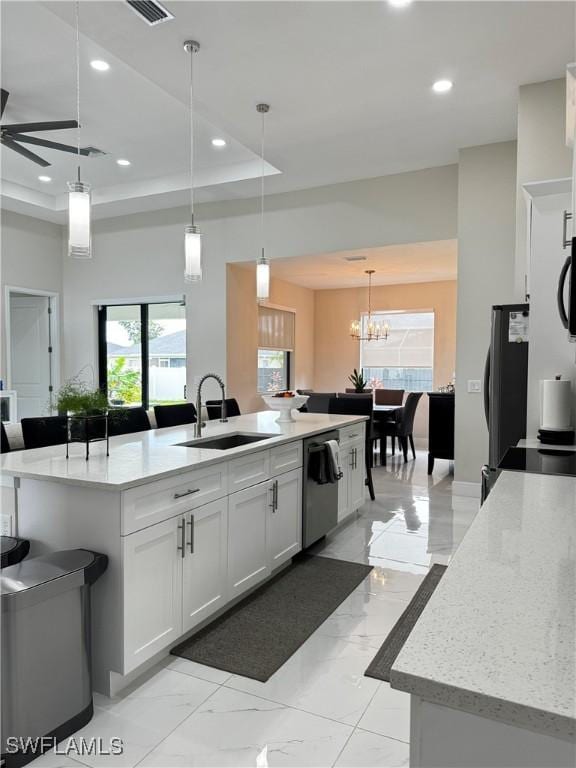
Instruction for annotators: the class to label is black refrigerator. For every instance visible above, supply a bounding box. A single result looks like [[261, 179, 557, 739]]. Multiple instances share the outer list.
[[481, 304, 529, 501]]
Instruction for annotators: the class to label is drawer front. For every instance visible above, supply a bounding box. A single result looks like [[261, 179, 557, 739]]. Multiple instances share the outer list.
[[122, 463, 228, 535], [228, 450, 270, 494], [270, 440, 303, 476], [339, 423, 365, 446]]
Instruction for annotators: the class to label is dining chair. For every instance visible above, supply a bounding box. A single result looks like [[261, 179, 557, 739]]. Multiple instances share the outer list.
[[302, 392, 337, 414], [154, 403, 197, 428], [374, 388, 405, 405], [206, 398, 241, 420], [107, 407, 151, 437], [1, 422, 11, 453], [328, 395, 375, 501], [378, 392, 423, 462], [21, 415, 68, 450]]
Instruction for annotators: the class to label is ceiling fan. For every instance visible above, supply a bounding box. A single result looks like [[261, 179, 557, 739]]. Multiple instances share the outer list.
[[0, 88, 98, 168]]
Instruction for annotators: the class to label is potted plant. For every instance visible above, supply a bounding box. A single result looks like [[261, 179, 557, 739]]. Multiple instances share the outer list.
[[348, 368, 369, 393], [55, 380, 109, 453]]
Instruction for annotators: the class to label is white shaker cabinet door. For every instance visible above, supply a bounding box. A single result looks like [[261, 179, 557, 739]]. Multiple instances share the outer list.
[[122, 516, 183, 673], [182, 498, 229, 634], [349, 439, 366, 512], [228, 482, 271, 599], [268, 467, 302, 569]]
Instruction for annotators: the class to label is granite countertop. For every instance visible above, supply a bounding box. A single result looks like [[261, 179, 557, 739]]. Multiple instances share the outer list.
[[390, 470, 576, 741], [0, 411, 366, 491]]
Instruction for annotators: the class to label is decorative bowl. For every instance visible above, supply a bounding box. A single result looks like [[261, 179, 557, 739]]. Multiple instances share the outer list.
[[261, 394, 309, 422]]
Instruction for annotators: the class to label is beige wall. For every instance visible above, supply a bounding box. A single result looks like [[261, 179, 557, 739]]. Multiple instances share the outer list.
[[455, 141, 517, 486], [313, 281, 457, 438], [226, 264, 315, 414]]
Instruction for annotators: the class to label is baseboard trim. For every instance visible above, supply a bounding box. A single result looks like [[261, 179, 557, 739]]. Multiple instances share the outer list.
[[452, 481, 481, 499]]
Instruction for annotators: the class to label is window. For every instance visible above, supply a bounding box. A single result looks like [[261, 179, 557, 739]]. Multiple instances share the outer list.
[[257, 306, 294, 393], [360, 311, 434, 392], [98, 301, 186, 409], [258, 349, 290, 392]]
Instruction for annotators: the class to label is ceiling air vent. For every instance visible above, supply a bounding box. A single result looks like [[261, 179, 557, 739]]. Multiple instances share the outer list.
[[344, 255, 367, 262], [126, 0, 174, 26]]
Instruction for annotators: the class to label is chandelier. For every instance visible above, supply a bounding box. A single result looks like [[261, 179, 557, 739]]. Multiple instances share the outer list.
[[350, 270, 389, 341]]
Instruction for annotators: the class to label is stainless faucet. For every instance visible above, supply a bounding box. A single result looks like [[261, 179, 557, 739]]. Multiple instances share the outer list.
[[194, 373, 228, 438]]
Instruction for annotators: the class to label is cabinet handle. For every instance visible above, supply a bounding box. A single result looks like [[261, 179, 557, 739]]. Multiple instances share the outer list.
[[349, 449, 355, 469], [174, 488, 201, 499], [177, 519, 185, 558], [563, 210, 572, 249], [270, 480, 279, 512], [187, 514, 195, 554], [348, 433, 359, 438], [353, 447, 358, 470]]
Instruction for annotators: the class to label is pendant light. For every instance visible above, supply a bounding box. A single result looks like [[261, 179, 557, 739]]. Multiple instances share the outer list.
[[350, 270, 389, 341], [183, 40, 202, 282], [256, 103, 270, 302], [68, 0, 91, 259]]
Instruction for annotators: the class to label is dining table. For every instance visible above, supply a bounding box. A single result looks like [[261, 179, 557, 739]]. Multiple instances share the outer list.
[[372, 404, 404, 465]]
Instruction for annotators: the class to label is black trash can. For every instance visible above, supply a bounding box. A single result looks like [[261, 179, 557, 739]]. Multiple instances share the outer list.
[[1, 549, 108, 767], [0, 536, 30, 568]]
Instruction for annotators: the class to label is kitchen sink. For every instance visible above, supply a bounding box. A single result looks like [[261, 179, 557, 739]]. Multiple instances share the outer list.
[[175, 432, 276, 450]]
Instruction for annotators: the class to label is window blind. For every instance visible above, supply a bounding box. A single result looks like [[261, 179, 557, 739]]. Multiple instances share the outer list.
[[258, 306, 295, 351], [361, 312, 434, 368]]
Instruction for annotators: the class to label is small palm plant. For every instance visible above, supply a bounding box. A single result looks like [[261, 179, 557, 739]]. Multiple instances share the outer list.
[[348, 368, 368, 393]]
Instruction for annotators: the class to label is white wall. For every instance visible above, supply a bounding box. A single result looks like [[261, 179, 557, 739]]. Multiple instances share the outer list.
[[0, 209, 64, 383], [526, 189, 576, 435], [62, 164, 458, 400], [515, 79, 573, 299], [454, 141, 518, 486]]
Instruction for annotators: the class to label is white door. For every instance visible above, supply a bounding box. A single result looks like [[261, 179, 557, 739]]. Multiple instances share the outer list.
[[182, 498, 228, 633], [228, 481, 270, 599], [268, 468, 302, 569], [9, 294, 52, 418], [123, 516, 183, 673], [338, 447, 352, 522], [349, 439, 366, 512]]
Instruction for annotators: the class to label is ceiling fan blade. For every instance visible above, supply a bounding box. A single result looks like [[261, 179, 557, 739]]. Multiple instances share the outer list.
[[10, 133, 91, 156], [1, 136, 51, 167], [0, 89, 8, 119], [1, 119, 78, 134]]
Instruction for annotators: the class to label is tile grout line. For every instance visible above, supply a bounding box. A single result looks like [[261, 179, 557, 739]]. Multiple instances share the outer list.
[[131, 681, 225, 768]]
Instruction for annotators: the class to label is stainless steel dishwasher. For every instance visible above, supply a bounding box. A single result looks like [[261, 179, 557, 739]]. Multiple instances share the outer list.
[[302, 430, 340, 547]]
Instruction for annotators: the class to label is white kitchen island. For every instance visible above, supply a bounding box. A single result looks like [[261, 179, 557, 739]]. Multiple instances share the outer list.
[[390, 470, 576, 768], [0, 411, 366, 696]]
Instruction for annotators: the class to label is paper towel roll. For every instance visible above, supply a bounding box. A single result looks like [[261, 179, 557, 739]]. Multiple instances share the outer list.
[[541, 378, 573, 431]]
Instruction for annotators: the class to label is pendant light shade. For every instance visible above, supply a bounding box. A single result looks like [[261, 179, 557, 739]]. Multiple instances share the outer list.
[[256, 103, 270, 303], [68, 0, 92, 259], [184, 225, 202, 283], [183, 40, 202, 282], [256, 252, 270, 302], [68, 181, 92, 259]]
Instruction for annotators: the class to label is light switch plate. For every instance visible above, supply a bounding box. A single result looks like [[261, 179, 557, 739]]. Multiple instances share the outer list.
[[467, 380, 482, 393], [0, 514, 13, 536]]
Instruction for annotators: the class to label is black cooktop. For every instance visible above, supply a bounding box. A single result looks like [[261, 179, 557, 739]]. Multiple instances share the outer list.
[[498, 447, 576, 478]]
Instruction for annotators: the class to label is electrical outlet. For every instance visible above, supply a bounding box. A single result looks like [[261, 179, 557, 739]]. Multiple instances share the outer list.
[[467, 380, 482, 393]]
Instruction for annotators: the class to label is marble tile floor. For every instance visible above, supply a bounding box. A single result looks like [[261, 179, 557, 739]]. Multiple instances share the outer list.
[[33, 452, 479, 768]]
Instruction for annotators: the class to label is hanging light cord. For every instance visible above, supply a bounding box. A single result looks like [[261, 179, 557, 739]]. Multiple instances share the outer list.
[[260, 109, 265, 258], [75, 0, 81, 183], [189, 47, 195, 227]]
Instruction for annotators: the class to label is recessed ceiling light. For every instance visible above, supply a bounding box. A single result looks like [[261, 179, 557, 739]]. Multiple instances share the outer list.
[[90, 60, 110, 72], [388, 0, 413, 7], [116, 158, 131, 166], [38, 175, 52, 182], [211, 138, 226, 147], [432, 79, 454, 94]]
